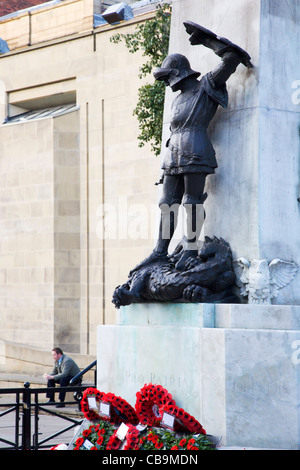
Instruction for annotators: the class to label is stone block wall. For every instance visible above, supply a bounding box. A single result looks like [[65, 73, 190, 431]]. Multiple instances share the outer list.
[[53, 111, 81, 352], [0, 0, 94, 50], [0, 9, 160, 354], [0, 118, 55, 348]]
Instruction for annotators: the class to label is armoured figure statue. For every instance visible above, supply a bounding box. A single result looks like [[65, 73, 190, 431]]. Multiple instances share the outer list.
[[113, 22, 252, 308], [131, 22, 252, 274]]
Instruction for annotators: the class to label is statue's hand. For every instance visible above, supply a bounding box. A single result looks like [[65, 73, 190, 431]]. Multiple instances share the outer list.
[[188, 30, 211, 47], [184, 21, 215, 47]]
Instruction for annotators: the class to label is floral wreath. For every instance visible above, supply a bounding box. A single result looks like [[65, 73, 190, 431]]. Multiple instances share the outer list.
[[81, 387, 107, 421], [81, 387, 139, 425], [161, 403, 206, 435], [135, 383, 176, 426], [54, 384, 213, 451], [73, 420, 115, 450], [106, 424, 140, 450]]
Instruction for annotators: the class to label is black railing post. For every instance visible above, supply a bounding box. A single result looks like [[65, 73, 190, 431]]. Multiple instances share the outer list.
[[22, 382, 31, 450], [15, 391, 21, 450]]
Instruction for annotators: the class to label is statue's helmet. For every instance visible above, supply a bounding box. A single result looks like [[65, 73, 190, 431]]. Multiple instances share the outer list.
[[153, 53, 200, 87]]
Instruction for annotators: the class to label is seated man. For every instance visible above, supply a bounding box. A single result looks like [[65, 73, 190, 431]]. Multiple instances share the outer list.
[[43, 347, 81, 407]]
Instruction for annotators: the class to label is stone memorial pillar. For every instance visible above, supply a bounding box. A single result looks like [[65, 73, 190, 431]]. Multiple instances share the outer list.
[[97, 0, 300, 449], [164, 0, 300, 305]]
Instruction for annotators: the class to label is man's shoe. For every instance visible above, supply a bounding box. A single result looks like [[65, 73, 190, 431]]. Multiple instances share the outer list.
[[46, 399, 55, 405], [55, 402, 65, 408]]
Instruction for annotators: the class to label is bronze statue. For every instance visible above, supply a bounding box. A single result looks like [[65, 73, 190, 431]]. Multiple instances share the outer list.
[[112, 236, 239, 308], [112, 22, 252, 308]]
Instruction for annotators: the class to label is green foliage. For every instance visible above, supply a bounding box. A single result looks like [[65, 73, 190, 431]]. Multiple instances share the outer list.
[[139, 428, 215, 451], [110, 3, 171, 156], [133, 80, 166, 156]]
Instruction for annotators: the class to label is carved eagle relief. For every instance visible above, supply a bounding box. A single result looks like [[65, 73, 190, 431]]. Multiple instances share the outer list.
[[233, 258, 298, 304]]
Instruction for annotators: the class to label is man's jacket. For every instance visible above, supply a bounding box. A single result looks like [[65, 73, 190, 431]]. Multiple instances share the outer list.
[[51, 355, 81, 381]]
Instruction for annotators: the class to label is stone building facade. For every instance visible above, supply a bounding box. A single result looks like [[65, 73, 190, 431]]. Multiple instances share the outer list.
[[0, 0, 161, 355]]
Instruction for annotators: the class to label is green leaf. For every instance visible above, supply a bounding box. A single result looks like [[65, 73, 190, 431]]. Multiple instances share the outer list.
[[110, 3, 171, 156]]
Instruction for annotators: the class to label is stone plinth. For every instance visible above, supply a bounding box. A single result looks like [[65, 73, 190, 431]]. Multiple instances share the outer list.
[[97, 303, 300, 449]]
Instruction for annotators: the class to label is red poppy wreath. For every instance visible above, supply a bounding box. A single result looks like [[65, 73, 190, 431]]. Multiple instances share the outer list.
[[135, 383, 176, 426], [81, 387, 107, 421], [81, 387, 139, 425], [161, 403, 206, 435]]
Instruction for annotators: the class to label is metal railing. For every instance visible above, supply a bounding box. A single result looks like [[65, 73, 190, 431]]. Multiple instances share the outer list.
[[70, 359, 97, 386], [0, 361, 97, 450], [70, 359, 97, 404]]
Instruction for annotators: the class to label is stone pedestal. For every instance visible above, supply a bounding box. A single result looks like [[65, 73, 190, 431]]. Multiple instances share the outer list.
[[97, 302, 300, 449]]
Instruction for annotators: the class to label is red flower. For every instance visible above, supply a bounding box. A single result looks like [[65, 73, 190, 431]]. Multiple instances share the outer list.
[[155, 442, 164, 449], [179, 438, 186, 446], [187, 438, 196, 450], [75, 437, 84, 448], [147, 433, 157, 442], [171, 445, 179, 450]]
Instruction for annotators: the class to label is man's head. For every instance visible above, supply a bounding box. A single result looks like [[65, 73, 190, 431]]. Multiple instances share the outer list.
[[52, 347, 63, 361], [153, 53, 200, 90]]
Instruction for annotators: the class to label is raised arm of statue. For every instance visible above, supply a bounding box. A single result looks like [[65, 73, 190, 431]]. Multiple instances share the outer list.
[[184, 21, 253, 68], [210, 52, 241, 89], [183, 21, 252, 89]]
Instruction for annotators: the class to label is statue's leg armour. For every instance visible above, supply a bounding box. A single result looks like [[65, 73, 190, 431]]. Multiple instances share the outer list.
[[175, 193, 206, 270], [154, 197, 181, 255], [153, 174, 184, 255], [182, 193, 206, 251]]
